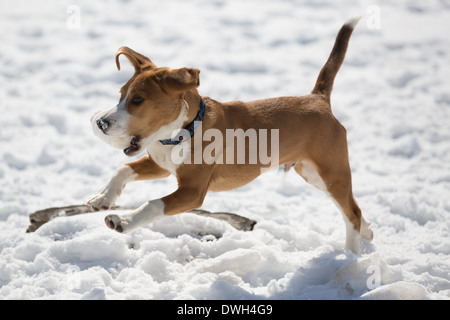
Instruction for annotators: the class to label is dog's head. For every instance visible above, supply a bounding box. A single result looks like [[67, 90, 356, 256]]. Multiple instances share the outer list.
[[91, 47, 200, 156]]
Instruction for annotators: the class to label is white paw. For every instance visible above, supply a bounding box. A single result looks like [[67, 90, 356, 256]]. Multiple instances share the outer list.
[[86, 186, 121, 211], [104, 214, 128, 233], [360, 218, 374, 242], [103, 200, 165, 234], [87, 165, 135, 211]]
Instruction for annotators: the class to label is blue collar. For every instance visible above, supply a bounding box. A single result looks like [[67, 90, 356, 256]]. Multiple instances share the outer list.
[[159, 98, 206, 145]]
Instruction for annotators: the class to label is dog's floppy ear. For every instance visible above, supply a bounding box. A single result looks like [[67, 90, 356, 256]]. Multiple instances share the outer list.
[[161, 68, 200, 93], [115, 47, 157, 73]]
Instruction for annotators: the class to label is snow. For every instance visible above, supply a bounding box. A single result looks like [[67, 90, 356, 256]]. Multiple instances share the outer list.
[[1, 0, 449, 300]]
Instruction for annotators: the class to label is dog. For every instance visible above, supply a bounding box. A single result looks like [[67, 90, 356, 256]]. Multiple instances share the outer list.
[[87, 17, 373, 254]]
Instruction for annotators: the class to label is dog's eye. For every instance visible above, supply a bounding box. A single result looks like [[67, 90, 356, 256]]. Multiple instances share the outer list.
[[131, 95, 144, 105]]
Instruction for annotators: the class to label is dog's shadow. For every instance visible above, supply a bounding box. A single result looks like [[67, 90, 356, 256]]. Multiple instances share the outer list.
[[126, 212, 234, 250], [200, 245, 383, 300]]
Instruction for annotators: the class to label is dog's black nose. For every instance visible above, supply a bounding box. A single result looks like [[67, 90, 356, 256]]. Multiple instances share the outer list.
[[96, 118, 110, 134]]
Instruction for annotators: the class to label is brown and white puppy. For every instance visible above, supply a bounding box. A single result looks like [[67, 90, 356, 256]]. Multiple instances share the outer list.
[[87, 17, 373, 254]]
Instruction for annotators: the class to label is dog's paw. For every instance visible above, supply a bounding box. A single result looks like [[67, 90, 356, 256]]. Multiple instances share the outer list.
[[361, 225, 374, 242], [86, 186, 120, 212], [360, 219, 374, 242], [105, 214, 127, 233]]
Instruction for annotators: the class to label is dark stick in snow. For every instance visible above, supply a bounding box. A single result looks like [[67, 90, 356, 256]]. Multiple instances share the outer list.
[[27, 205, 256, 233]]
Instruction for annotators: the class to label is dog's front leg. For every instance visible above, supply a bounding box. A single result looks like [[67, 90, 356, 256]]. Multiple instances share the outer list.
[[104, 186, 208, 233], [86, 165, 136, 211], [104, 167, 211, 233], [86, 154, 169, 211]]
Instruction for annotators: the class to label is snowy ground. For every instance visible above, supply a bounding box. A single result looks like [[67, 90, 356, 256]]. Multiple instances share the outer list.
[[1, 0, 449, 299]]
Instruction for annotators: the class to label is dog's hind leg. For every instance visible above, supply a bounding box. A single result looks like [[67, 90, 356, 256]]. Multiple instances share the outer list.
[[294, 159, 372, 254], [326, 176, 372, 254]]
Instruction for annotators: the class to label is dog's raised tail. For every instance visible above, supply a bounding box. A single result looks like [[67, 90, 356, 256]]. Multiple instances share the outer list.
[[312, 17, 361, 101]]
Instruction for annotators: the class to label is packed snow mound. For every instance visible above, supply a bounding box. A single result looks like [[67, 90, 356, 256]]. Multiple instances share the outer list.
[[1, 0, 449, 299]]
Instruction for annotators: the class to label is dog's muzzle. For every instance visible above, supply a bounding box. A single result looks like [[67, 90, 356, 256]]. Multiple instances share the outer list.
[[90, 109, 141, 156]]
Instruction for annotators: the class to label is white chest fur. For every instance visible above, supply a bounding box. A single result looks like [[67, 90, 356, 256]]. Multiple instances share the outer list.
[[142, 105, 188, 175]]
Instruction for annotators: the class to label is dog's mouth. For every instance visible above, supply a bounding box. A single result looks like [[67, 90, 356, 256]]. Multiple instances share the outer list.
[[123, 136, 141, 156]]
